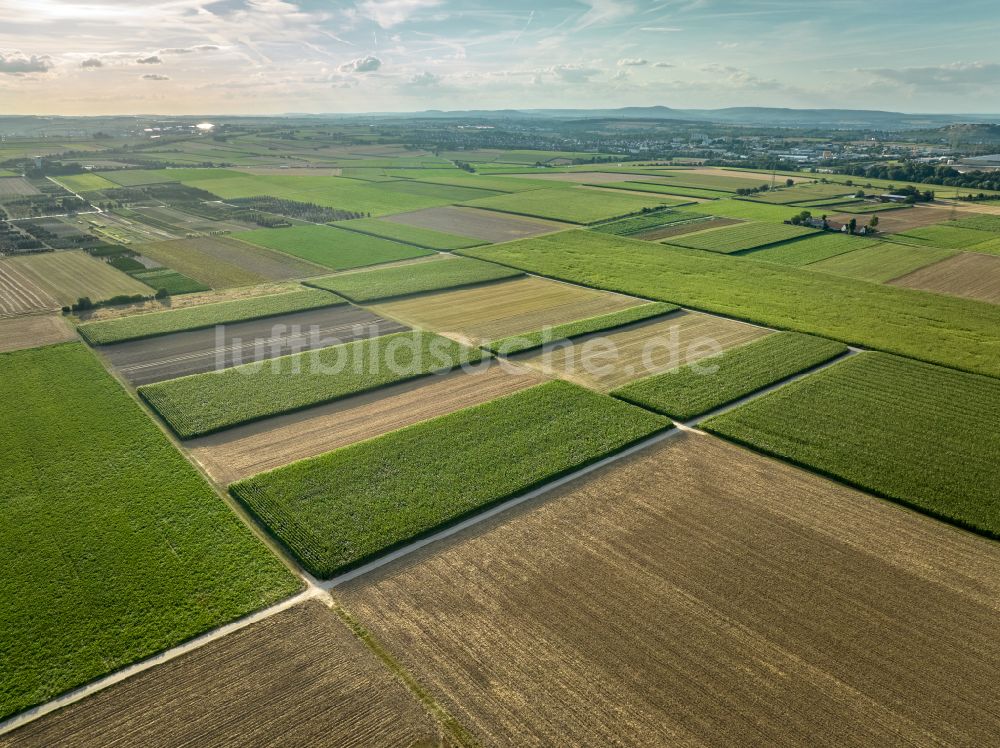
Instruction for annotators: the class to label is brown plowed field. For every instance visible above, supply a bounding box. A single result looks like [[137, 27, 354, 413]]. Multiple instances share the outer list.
[[889, 251, 1000, 303], [188, 362, 544, 484], [370, 276, 644, 344], [515, 310, 769, 390], [0, 315, 75, 352], [0, 601, 445, 747], [831, 205, 945, 234], [340, 432, 1000, 747], [380, 206, 569, 243]]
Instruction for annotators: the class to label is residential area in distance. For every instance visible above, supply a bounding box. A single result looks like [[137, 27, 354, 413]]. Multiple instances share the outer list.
[[2, 1, 1000, 746]]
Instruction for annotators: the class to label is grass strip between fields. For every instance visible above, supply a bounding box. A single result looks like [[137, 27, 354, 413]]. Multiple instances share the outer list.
[[703, 352, 1000, 538], [306, 257, 522, 302], [612, 332, 848, 420], [139, 330, 485, 438], [487, 302, 679, 355], [78, 288, 344, 345], [0, 343, 300, 722], [230, 380, 671, 578]]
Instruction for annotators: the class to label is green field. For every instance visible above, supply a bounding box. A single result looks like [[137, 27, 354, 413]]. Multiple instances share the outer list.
[[663, 221, 817, 253], [0, 344, 299, 721], [230, 381, 670, 578], [460, 230, 1000, 378], [308, 257, 522, 302], [613, 332, 847, 420], [78, 288, 342, 345], [332, 217, 482, 250], [594, 181, 728, 199], [644, 172, 773, 193], [488, 302, 678, 355], [98, 168, 242, 187], [704, 352, 1000, 536], [53, 173, 118, 193], [233, 225, 434, 270], [951, 214, 1000, 233], [590, 210, 709, 236], [128, 267, 209, 295], [744, 182, 856, 205], [380, 180, 502, 202], [836, 202, 910, 214], [461, 187, 677, 224], [746, 232, 873, 266], [139, 331, 484, 438], [892, 224, 1000, 255], [675, 199, 806, 222], [808, 243, 955, 282]]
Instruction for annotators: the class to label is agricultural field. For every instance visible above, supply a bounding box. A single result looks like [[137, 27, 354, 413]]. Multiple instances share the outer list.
[[0, 343, 299, 722], [631, 216, 741, 241], [233, 225, 433, 271], [590, 181, 728, 199], [379, 179, 502, 202], [369, 275, 647, 343], [0, 314, 75, 353], [52, 173, 118, 193], [461, 187, 677, 224], [103, 305, 403, 385], [951, 214, 1000, 232], [189, 362, 544, 484], [744, 182, 857, 204], [589, 209, 709, 236], [461, 230, 1000, 378], [128, 267, 208, 295], [663, 221, 817, 253], [807, 242, 956, 282], [230, 381, 669, 578], [891, 224, 1000, 255], [139, 331, 484, 438], [341, 431, 1000, 746], [0, 251, 152, 309], [639, 170, 774, 193], [0, 602, 445, 747], [746, 232, 873, 266], [332, 217, 482, 250], [826, 205, 945, 234], [704, 352, 1000, 536], [380, 205, 568, 243], [613, 332, 848, 420], [136, 236, 327, 288], [889, 252, 1000, 303], [674, 198, 807, 222], [0, 177, 40, 198], [309, 256, 521, 302], [488, 302, 678, 355], [78, 287, 341, 344], [513, 311, 770, 391]]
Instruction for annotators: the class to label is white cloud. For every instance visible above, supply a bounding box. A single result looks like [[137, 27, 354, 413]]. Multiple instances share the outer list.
[[618, 58, 647, 66], [551, 64, 601, 83], [357, 0, 444, 28], [860, 62, 1000, 93], [409, 71, 440, 86], [653, 62, 674, 68], [0, 51, 52, 74], [136, 55, 162, 64], [141, 73, 170, 80], [159, 45, 221, 54], [340, 55, 382, 73]]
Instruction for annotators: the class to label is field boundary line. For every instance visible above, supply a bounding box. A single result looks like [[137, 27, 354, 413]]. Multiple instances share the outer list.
[[0, 589, 320, 738], [322, 426, 683, 588]]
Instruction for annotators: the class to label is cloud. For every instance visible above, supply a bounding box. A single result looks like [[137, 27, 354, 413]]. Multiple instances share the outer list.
[[141, 73, 170, 81], [409, 71, 440, 86], [576, 0, 634, 31], [159, 45, 221, 55], [357, 0, 444, 28], [859, 62, 1000, 93], [551, 64, 601, 83], [136, 55, 162, 64], [80, 58, 103, 69], [0, 51, 52, 75], [340, 55, 382, 73], [618, 58, 647, 66]]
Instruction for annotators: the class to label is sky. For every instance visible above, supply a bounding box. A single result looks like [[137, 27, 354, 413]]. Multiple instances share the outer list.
[[0, 0, 998, 116]]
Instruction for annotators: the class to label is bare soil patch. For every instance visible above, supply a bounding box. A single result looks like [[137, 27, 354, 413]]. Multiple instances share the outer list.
[[381, 206, 569, 243], [831, 206, 945, 234], [889, 251, 1000, 303], [0, 178, 40, 198], [340, 432, 1000, 747], [0, 601, 444, 747], [0, 315, 75, 352], [189, 362, 544, 484]]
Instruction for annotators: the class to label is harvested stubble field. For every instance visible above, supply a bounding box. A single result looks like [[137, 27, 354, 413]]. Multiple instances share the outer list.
[[190, 362, 544, 484], [746, 232, 873, 266], [231, 381, 669, 577], [78, 288, 341, 344], [0, 344, 298, 722], [0, 602, 446, 748], [0, 251, 152, 309], [381, 205, 568, 243], [0, 177, 40, 197], [613, 332, 847, 420], [369, 276, 646, 343], [0, 314, 75, 353], [514, 311, 770, 391], [233, 225, 434, 271], [73, 281, 302, 321], [333, 217, 482, 250], [461, 187, 676, 224], [807, 242, 955, 282], [309, 256, 522, 303], [103, 305, 405, 386], [663, 221, 817, 253], [461, 230, 1000, 378], [704, 352, 1000, 536], [826, 205, 944, 234], [888, 251, 1000, 303], [340, 432, 1000, 747], [137, 236, 327, 288], [139, 330, 483, 438]]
